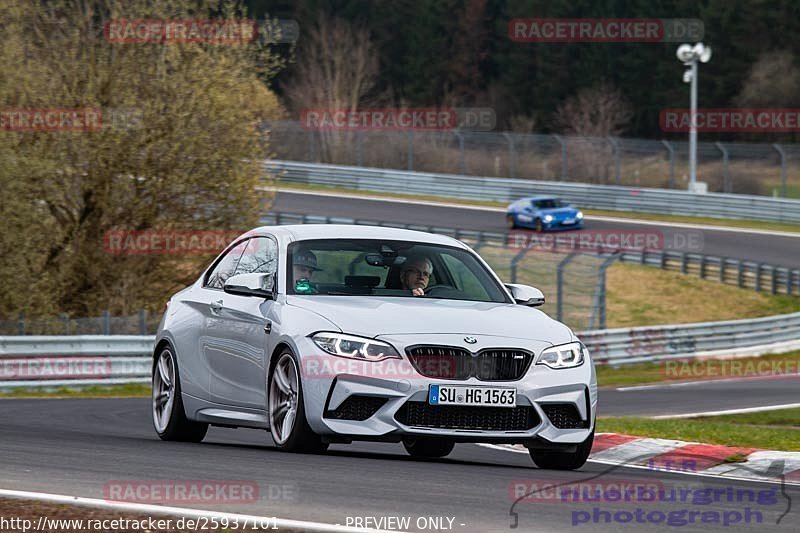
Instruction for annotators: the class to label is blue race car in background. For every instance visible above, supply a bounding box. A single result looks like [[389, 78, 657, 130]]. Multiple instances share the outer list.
[[506, 196, 584, 231]]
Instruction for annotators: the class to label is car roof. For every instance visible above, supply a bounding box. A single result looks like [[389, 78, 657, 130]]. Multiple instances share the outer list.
[[247, 224, 468, 248], [523, 195, 560, 201]]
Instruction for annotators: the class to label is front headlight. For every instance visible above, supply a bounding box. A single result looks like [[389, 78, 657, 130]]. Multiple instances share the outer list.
[[537, 342, 586, 369], [543, 214, 554, 222], [576, 211, 584, 219], [311, 332, 400, 361]]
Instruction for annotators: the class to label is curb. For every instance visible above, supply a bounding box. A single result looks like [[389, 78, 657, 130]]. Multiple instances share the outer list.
[[496, 433, 800, 485]]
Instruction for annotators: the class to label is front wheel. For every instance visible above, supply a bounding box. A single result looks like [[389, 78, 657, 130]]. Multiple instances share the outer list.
[[534, 218, 544, 232], [529, 430, 594, 470], [152, 345, 208, 442], [269, 351, 328, 453], [506, 214, 517, 229], [403, 438, 455, 458]]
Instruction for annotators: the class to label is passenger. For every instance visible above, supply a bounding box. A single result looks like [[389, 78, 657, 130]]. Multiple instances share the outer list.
[[400, 255, 433, 297]]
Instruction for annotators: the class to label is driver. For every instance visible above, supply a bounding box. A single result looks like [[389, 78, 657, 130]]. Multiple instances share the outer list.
[[293, 250, 322, 293], [400, 255, 433, 297]]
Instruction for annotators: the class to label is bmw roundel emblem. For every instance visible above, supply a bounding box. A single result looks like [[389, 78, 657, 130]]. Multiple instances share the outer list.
[[464, 336, 477, 344]]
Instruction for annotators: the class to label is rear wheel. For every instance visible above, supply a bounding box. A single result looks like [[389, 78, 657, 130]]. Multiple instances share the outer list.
[[403, 438, 455, 458], [269, 351, 328, 453], [506, 214, 517, 229], [529, 430, 594, 470], [152, 345, 208, 442]]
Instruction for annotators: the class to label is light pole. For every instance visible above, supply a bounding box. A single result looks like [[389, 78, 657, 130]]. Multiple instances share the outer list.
[[676, 42, 712, 192]]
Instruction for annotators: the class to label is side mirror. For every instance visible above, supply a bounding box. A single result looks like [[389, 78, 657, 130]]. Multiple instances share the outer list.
[[224, 273, 275, 299], [505, 283, 545, 307]]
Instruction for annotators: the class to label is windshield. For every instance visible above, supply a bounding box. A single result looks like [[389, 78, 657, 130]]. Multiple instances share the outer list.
[[532, 198, 566, 209], [286, 239, 510, 303]]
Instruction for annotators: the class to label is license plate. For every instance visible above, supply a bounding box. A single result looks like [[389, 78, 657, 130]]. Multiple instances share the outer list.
[[428, 385, 516, 407], [561, 218, 576, 225]]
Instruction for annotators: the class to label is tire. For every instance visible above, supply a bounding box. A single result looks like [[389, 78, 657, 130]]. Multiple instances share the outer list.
[[268, 351, 328, 453], [403, 438, 455, 458], [534, 218, 544, 232], [506, 214, 517, 229], [152, 345, 208, 442], [529, 430, 594, 470]]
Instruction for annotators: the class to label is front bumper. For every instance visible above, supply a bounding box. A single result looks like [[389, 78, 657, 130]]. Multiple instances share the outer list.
[[297, 336, 597, 445]]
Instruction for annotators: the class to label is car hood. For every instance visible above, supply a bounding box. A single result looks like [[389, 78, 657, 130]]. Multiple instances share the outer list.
[[287, 295, 573, 344], [539, 206, 579, 217]]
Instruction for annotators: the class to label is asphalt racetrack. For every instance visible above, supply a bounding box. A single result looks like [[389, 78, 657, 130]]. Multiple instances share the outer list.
[[0, 394, 796, 532], [271, 190, 800, 268]]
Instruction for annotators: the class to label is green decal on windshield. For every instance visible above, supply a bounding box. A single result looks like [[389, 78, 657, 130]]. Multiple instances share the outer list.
[[295, 280, 313, 293]]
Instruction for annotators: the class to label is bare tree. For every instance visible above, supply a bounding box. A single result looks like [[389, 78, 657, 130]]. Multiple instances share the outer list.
[[735, 50, 800, 108], [554, 83, 632, 183], [283, 14, 381, 163]]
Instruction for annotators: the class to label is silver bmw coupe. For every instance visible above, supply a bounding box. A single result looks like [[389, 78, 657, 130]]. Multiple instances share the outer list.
[[152, 224, 597, 469]]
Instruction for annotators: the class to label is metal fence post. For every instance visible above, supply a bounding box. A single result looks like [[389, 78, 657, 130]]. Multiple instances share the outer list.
[[61, 313, 70, 334], [509, 249, 529, 283], [102, 310, 111, 335], [407, 131, 414, 171], [308, 130, 315, 162], [504, 132, 516, 178], [755, 263, 762, 292], [355, 130, 363, 167], [138, 309, 147, 335], [596, 253, 620, 330], [455, 131, 466, 175], [773, 144, 787, 198], [17, 313, 24, 335], [553, 135, 567, 180], [556, 252, 579, 322], [716, 142, 730, 193], [608, 137, 621, 184], [662, 140, 675, 188]]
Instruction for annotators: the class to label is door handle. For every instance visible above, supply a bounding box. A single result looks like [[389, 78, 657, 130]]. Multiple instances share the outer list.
[[210, 299, 223, 314]]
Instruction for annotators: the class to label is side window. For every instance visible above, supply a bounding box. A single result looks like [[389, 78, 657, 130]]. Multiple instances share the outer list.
[[205, 242, 247, 289], [234, 237, 278, 276], [441, 253, 491, 300]]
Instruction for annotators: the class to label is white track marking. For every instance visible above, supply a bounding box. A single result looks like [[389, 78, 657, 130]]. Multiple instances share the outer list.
[[0, 488, 399, 533], [650, 403, 800, 419], [274, 188, 800, 238], [616, 372, 800, 391]]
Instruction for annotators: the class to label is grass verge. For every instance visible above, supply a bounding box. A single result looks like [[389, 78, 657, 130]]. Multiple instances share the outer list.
[[597, 407, 800, 451], [0, 382, 150, 399], [596, 351, 800, 388], [606, 262, 800, 328], [274, 183, 800, 234]]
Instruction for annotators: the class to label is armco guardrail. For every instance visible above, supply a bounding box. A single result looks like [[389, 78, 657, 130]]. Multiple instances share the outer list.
[[582, 311, 800, 365], [2, 312, 799, 388], [261, 212, 800, 296], [265, 160, 800, 224], [0, 335, 153, 388]]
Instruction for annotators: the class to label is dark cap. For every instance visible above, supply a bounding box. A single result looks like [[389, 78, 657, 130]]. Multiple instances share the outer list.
[[293, 250, 322, 271]]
